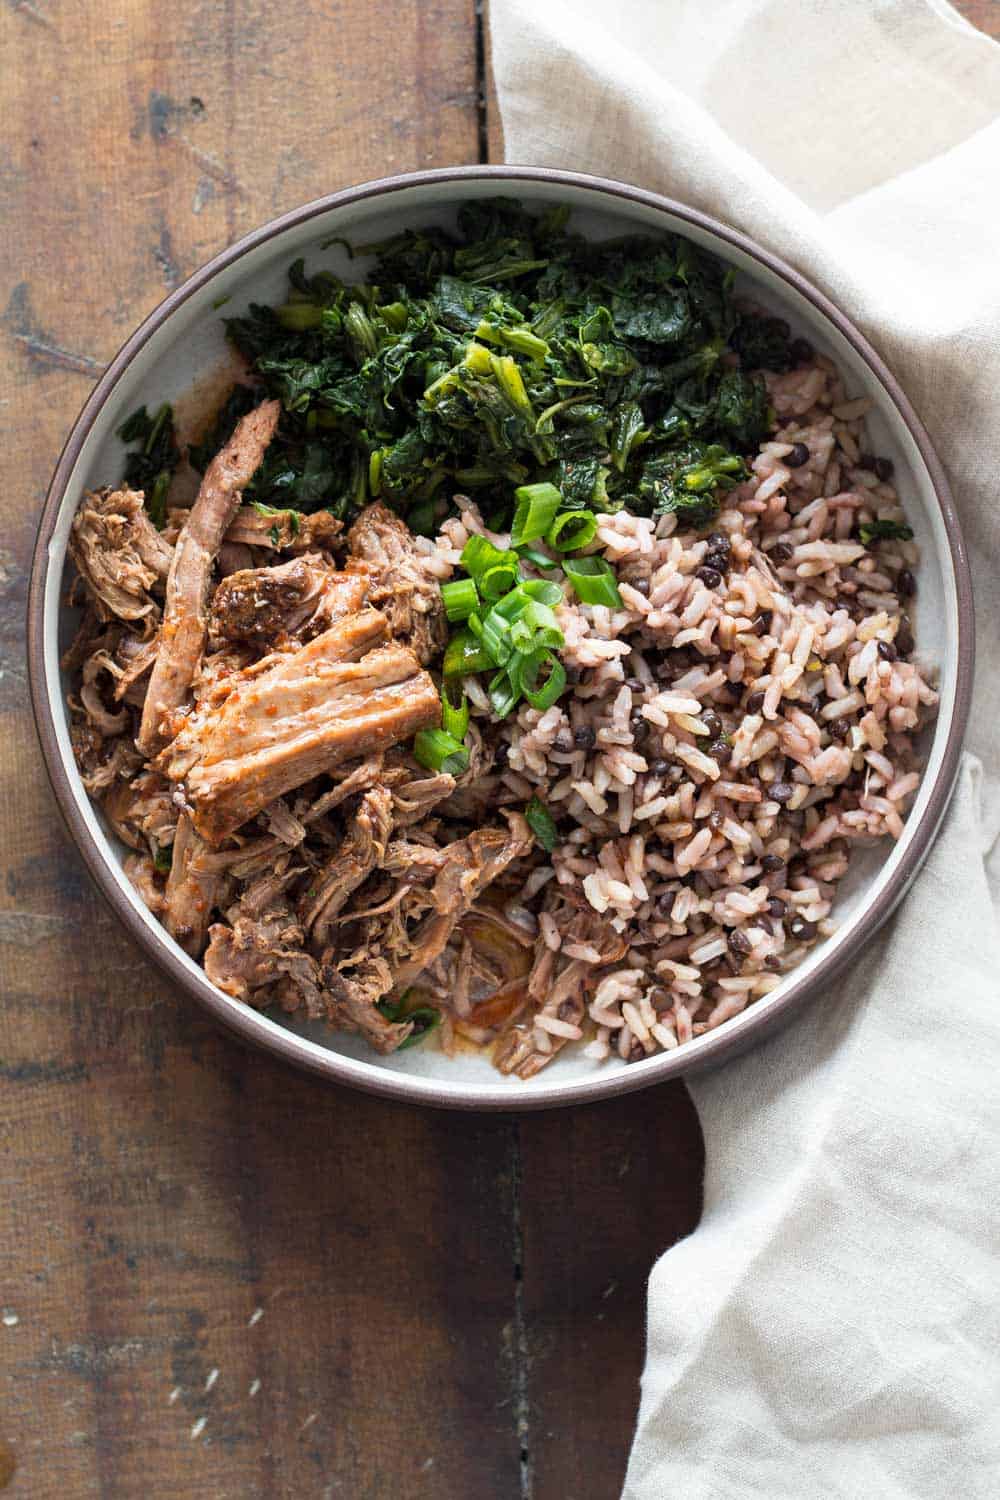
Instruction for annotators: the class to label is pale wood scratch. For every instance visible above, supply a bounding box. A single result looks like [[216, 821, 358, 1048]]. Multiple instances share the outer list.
[[13, 333, 104, 379], [8, 0, 57, 32]]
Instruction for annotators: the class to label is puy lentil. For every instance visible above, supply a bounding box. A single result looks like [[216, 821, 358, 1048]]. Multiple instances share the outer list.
[[785, 442, 810, 468], [701, 709, 722, 739], [897, 568, 916, 599], [709, 738, 733, 763], [788, 915, 818, 941], [728, 928, 752, 957], [761, 853, 785, 873], [706, 531, 730, 554], [630, 577, 650, 595], [704, 550, 730, 575], [696, 566, 723, 589]]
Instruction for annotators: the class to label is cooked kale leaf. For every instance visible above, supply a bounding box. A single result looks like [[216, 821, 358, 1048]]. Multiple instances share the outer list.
[[858, 519, 914, 546], [209, 200, 787, 531], [117, 402, 181, 528]]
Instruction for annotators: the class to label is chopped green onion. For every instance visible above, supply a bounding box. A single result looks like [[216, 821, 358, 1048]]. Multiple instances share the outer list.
[[562, 555, 623, 608], [396, 1006, 442, 1050], [511, 482, 563, 545], [514, 649, 567, 711], [470, 606, 514, 668], [413, 729, 470, 777], [516, 543, 559, 571], [441, 681, 470, 741], [441, 577, 479, 622], [460, 535, 520, 600], [488, 669, 521, 719], [508, 600, 563, 655], [525, 796, 558, 854], [443, 628, 493, 678], [546, 509, 598, 552]]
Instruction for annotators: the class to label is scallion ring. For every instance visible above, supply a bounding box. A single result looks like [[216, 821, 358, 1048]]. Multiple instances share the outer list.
[[413, 728, 470, 777], [510, 482, 563, 546], [562, 555, 623, 608], [546, 509, 598, 552], [440, 576, 479, 622]]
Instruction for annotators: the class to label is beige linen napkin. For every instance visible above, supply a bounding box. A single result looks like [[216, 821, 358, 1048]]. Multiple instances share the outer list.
[[489, 2, 1000, 1493]]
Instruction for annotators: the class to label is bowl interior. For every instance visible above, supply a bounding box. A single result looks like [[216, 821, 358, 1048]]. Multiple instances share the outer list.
[[38, 174, 963, 1106]]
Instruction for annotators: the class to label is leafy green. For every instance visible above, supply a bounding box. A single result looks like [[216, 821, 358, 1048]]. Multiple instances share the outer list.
[[732, 313, 792, 372], [206, 200, 785, 533], [638, 443, 747, 529], [859, 519, 914, 546], [118, 402, 181, 527], [525, 796, 558, 854]]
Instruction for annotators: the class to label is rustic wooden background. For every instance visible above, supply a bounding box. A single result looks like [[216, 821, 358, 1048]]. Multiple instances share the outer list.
[[1, 2, 994, 1495]]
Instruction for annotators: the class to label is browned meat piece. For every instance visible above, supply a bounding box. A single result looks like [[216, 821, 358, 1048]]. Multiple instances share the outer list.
[[69, 487, 172, 623], [319, 961, 414, 1053], [208, 555, 367, 649], [137, 399, 281, 755], [206, 870, 326, 1017], [217, 540, 254, 577], [123, 852, 167, 916], [103, 768, 179, 854], [391, 814, 533, 988], [224, 505, 342, 553], [71, 728, 142, 797], [111, 632, 160, 706], [158, 610, 440, 845], [346, 503, 446, 664], [300, 787, 394, 946], [164, 812, 226, 955]]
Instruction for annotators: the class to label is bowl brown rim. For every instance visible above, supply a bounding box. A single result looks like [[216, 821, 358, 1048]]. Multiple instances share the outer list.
[[27, 164, 975, 1111]]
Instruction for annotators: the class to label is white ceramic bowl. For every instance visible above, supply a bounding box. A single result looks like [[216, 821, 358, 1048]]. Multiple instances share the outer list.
[[28, 167, 974, 1110]]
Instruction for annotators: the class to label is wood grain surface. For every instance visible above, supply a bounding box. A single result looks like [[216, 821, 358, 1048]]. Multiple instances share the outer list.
[[0, 2, 993, 1496]]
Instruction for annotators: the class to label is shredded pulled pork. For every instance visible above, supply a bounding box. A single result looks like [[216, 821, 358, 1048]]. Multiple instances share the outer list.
[[64, 418, 568, 1067], [346, 502, 447, 664], [138, 399, 281, 754], [69, 487, 172, 623]]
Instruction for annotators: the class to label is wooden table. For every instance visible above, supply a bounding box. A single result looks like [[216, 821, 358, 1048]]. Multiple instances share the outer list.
[[1, 3, 994, 1495]]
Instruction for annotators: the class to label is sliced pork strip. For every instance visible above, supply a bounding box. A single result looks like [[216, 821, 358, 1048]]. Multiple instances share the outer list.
[[346, 502, 447, 664], [163, 812, 226, 956], [157, 613, 439, 845], [137, 398, 281, 755], [69, 487, 173, 623]]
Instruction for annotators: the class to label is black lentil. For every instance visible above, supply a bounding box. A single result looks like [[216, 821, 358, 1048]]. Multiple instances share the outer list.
[[788, 915, 818, 941], [704, 550, 730, 575], [769, 781, 794, 804], [877, 640, 898, 662], [761, 853, 785, 873], [630, 577, 650, 595], [574, 725, 596, 750], [785, 442, 810, 468], [706, 532, 730, 554], [701, 709, 722, 739], [770, 542, 794, 563], [709, 738, 733, 763], [728, 928, 752, 957], [828, 717, 851, 740], [768, 898, 787, 918], [649, 759, 670, 776], [875, 456, 894, 482], [554, 729, 574, 752], [897, 569, 916, 599], [746, 690, 766, 714], [696, 566, 723, 589]]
